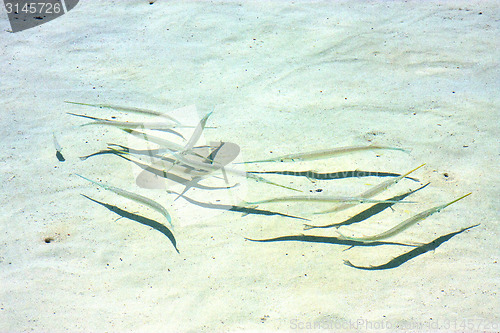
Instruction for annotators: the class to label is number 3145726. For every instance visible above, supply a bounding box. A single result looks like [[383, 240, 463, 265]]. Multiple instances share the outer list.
[[5, 2, 62, 14]]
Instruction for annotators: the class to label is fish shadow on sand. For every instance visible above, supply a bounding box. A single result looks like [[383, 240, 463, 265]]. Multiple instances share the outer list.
[[81, 194, 179, 253], [249, 169, 419, 182], [344, 224, 479, 270], [168, 190, 309, 221], [56, 151, 66, 162], [305, 182, 430, 230], [245, 234, 417, 248]]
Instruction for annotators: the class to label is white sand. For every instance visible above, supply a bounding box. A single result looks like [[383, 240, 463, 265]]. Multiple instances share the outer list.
[[1, 0, 499, 331]]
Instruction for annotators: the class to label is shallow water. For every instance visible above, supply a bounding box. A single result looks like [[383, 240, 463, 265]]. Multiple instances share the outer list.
[[1, 1, 499, 331]]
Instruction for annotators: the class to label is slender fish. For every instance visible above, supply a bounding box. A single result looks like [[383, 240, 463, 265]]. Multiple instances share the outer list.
[[167, 190, 309, 221], [247, 169, 419, 182], [52, 132, 65, 162], [183, 111, 212, 151], [65, 101, 181, 124], [121, 128, 185, 152], [315, 164, 425, 214], [344, 224, 479, 270], [338, 193, 472, 243], [81, 194, 179, 253], [304, 182, 430, 230], [67, 112, 189, 137], [244, 196, 415, 205], [76, 174, 173, 228], [239, 145, 409, 164]]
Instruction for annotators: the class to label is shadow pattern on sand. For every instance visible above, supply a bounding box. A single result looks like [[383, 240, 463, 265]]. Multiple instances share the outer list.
[[68, 102, 475, 269], [245, 234, 417, 248], [81, 194, 179, 253], [248, 169, 419, 182], [170, 191, 309, 221], [344, 224, 479, 270], [305, 182, 430, 230]]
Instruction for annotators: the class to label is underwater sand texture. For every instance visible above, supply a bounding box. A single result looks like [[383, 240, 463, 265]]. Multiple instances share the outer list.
[[1, 1, 499, 332]]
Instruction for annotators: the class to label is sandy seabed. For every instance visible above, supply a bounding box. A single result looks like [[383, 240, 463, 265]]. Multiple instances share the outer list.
[[1, 1, 499, 332]]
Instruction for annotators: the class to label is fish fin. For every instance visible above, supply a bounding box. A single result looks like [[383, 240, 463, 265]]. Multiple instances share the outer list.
[[305, 176, 316, 183], [336, 229, 348, 239]]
